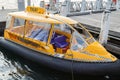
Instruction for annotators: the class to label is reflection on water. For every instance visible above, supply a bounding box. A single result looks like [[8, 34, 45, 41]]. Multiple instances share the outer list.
[[0, 47, 72, 80], [0, 51, 33, 80], [0, 47, 119, 80]]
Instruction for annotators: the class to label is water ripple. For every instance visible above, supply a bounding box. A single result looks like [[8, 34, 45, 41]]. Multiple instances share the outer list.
[[0, 51, 33, 80]]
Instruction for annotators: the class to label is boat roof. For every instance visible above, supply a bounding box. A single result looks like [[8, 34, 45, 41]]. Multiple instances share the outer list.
[[8, 11, 78, 24]]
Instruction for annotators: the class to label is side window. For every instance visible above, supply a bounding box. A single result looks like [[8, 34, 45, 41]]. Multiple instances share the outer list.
[[54, 24, 72, 34], [27, 21, 51, 42], [14, 18, 25, 27], [6, 15, 12, 28], [10, 17, 25, 35]]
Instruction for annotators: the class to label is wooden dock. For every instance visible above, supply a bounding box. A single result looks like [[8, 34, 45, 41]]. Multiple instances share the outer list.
[[69, 10, 120, 39]]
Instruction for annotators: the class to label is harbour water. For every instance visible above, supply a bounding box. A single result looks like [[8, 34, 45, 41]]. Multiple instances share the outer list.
[[0, 47, 72, 80]]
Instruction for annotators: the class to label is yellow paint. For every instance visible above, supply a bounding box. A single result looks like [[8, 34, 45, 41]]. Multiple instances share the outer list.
[[56, 48, 63, 53], [65, 50, 105, 61], [84, 41, 117, 61]]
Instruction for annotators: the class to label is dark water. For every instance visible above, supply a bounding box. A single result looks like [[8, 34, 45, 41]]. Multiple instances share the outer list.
[[0, 47, 120, 80]]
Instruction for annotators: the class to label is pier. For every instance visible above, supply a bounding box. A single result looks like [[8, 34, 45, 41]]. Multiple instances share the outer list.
[[70, 10, 120, 36], [69, 10, 120, 54]]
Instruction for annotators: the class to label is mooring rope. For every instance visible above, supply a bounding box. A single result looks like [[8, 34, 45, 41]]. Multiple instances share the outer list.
[[71, 54, 74, 80]]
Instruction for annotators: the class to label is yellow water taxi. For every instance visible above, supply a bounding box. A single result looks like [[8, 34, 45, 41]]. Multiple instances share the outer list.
[[0, 6, 120, 75]]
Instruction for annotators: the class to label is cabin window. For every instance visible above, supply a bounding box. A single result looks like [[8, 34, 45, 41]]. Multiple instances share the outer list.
[[72, 23, 95, 44], [9, 17, 25, 35], [54, 24, 72, 34], [13, 18, 25, 27], [6, 15, 12, 28], [26, 21, 51, 42], [50, 24, 72, 45], [71, 31, 87, 51]]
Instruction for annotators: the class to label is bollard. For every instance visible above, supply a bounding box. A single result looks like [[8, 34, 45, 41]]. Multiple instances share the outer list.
[[94, 0, 103, 11], [80, 0, 86, 12], [70, 2, 74, 12], [49, 0, 56, 10], [55, 0, 59, 11], [60, 4, 67, 16], [89, 1, 94, 10], [2, 6, 4, 10], [99, 10, 111, 45], [40, 1, 45, 8], [75, 2, 80, 11], [18, 0, 25, 11], [60, 0, 71, 16], [65, 0, 71, 13], [106, 0, 112, 10]]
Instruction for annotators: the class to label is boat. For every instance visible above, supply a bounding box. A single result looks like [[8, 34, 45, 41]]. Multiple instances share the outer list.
[[0, 6, 120, 76]]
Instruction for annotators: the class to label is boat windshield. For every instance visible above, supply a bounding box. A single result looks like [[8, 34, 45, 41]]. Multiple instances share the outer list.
[[72, 23, 95, 44], [70, 23, 95, 51], [71, 31, 87, 51]]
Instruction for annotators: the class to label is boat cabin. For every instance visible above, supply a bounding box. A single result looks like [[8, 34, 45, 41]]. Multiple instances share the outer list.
[[4, 6, 117, 62]]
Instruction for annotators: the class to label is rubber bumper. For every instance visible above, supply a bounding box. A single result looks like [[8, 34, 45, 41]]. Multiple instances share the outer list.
[[0, 37, 120, 76]]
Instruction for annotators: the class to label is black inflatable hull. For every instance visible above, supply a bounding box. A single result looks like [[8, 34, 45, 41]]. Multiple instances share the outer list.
[[0, 37, 120, 76]]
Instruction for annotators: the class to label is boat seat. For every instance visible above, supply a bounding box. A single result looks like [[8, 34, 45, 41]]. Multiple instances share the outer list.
[[54, 35, 69, 48], [76, 38, 84, 45], [34, 30, 48, 42], [29, 29, 42, 38], [43, 35, 48, 42], [50, 32, 58, 44]]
